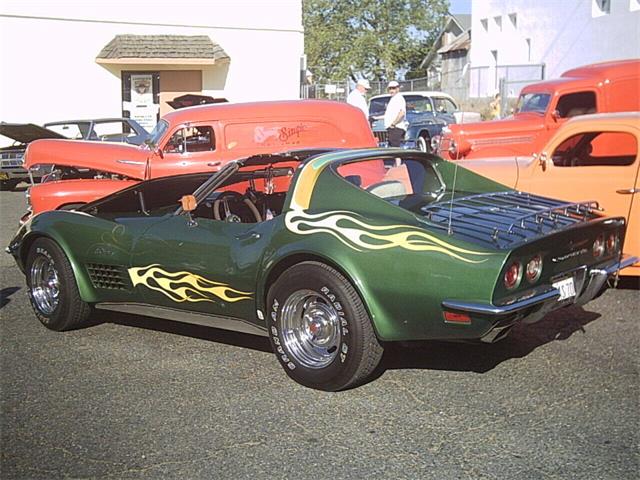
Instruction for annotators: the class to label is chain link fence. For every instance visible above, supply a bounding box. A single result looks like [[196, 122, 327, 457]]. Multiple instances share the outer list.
[[301, 64, 545, 103]]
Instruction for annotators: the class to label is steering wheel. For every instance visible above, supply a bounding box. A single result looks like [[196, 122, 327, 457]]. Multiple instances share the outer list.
[[213, 191, 262, 223]]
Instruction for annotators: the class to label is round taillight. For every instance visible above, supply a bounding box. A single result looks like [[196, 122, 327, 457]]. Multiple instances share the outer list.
[[525, 255, 543, 283], [504, 261, 522, 290], [606, 233, 618, 253], [593, 235, 605, 258]]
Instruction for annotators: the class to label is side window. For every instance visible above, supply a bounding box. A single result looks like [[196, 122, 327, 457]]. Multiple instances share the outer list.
[[93, 121, 135, 141], [164, 126, 216, 154], [551, 131, 637, 167], [433, 98, 457, 113], [556, 91, 597, 118]]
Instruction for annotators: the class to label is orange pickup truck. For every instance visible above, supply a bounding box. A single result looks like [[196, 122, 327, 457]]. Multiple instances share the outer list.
[[23, 100, 377, 217], [461, 112, 640, 276], [440, 59, 640, 160]]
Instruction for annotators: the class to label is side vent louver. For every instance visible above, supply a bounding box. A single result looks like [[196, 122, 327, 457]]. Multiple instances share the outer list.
[[86, 264, 129, 290]]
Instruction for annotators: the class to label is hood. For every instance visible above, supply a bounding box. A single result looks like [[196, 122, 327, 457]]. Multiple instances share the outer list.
[[448, 112, 545, 138], [0, 123, 66, 144], [24, 139, 148, 180]]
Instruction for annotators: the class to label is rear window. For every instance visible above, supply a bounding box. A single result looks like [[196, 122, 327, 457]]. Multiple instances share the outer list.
[[336, 157, 445, 207]]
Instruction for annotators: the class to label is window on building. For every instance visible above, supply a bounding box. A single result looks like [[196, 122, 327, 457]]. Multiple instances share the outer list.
[[164, 126, 215, 154], [493, 16, 502, 31], [480, 18, 488, 31], [509, 13, 517, 28], [592, 0, 611, 16], [555, 91, 597, 118]]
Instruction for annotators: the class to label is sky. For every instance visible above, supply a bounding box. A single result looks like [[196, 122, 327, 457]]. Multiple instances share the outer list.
[[448, 0, 471, 14]]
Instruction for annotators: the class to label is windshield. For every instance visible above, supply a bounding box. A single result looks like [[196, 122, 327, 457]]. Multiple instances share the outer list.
[[44, 122, 92, 140], [515, 93, 551, 114], [369, 97, 390, 117], [146, 120, 169, 148]]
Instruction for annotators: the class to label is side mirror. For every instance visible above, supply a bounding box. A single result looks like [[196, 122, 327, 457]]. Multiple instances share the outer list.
[[551, 110, 561, 122], [180, 195, 197, 212]]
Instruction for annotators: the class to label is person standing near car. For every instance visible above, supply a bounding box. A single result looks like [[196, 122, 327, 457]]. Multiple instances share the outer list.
[[346, 78, 371, 118], [384, 81, 408, 147]]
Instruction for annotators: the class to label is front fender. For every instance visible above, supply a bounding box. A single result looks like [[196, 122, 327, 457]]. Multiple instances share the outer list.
[[10, 213, 99, 303]]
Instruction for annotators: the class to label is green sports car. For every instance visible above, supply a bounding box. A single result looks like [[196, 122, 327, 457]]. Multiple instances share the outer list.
[[7, 148, 636, 391]]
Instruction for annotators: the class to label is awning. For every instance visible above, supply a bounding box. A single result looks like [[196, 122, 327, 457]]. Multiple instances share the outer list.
[[96, 34, 230, 66]]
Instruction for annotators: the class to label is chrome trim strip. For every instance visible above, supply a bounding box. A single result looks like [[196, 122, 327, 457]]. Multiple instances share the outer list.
[[604, 255, 639, 274], [94, 302, 268, 337], [442, 288, 560, 316], [116, 159, 146, 165]]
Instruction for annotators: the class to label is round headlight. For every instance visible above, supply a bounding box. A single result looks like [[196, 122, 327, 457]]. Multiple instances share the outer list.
[[593, 234, 605, 258], [525, 255, 543, 283], [504, 261, 522, 290]]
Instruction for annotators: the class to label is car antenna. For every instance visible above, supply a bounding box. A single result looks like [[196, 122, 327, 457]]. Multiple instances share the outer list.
[[446, 121, 464, 236]]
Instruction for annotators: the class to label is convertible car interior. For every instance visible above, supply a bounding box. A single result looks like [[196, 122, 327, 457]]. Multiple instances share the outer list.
[[82, 151, 454, 223]]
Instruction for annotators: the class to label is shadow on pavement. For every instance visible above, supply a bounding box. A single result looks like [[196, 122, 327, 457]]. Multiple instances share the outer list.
[[378, 305, 601, 374], [0, 287, 21, 309], [94, 303, 601, 379], [100, 310, 272, 353]]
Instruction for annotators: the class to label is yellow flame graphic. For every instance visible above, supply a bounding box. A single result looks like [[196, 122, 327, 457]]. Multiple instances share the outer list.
[[128, 264, 253, 303], [285, 209, 491, 263]]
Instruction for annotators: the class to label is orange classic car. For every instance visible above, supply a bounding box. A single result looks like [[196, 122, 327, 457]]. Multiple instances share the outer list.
[[461, 112, 640, 276], [439, 59, 640, 160], [23, 100, 377, 217]]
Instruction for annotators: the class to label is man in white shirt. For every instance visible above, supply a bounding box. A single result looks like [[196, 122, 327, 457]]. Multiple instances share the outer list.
[[346, 78, 371, 118], [383, 80, 408, 147]]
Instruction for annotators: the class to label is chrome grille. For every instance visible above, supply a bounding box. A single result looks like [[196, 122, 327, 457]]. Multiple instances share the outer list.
[[373, 130, 388, 145], [86, 264, 129, 290]]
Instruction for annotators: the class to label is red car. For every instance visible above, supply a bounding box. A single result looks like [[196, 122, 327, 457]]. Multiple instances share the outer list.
[[23, 100, 377, 218], [439, 59, 640, 160]]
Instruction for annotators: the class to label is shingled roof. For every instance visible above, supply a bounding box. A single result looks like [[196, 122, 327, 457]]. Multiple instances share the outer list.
[[96, 35, 230, 64]]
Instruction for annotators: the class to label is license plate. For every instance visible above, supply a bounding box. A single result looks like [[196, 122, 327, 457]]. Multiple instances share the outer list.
[[0, 172, 8, 180], [553, 277, 576, 301]]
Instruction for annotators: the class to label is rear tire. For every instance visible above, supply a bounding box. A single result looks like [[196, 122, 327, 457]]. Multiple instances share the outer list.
[[267, 261, 383, 391], [416, 134, 432, 153], [25, 238, 92, 331]]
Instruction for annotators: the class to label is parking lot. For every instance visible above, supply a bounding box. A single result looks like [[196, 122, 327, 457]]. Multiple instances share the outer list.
[[0, 188, 638, 479]]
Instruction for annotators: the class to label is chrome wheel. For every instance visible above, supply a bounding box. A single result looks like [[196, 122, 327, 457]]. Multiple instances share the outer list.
[[30, 255, 60, 315], [280, 289, 341, 369]]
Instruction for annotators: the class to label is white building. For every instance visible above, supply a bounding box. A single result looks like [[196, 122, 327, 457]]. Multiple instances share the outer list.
[[0, 0, 303, 129], [469, 0, 640, 97]]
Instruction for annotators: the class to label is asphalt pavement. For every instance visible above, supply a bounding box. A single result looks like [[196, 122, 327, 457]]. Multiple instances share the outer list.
[[1, 187, 639, 479]]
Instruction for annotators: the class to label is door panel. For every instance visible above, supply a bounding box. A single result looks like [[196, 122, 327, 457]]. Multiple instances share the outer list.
[[520, 130, 639, 263], [130, 214, 270, 323]]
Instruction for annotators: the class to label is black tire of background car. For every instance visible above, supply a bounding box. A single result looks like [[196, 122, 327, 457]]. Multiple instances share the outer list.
[[267, 261, 383, 391], [0, 180, 20, 191], [417, 134, 432, 153], [26, 238, 93, 331]]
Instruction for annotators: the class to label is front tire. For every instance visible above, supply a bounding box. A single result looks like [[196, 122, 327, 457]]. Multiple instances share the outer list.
[[25, 238, 92, 331], [267, 262, 383, 391]]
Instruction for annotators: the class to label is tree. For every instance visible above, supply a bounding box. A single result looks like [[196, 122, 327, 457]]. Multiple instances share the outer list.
[[303, 0, 449, 83]]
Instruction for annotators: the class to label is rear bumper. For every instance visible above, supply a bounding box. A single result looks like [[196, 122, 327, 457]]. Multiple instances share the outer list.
[[442, 255, 638, 342]]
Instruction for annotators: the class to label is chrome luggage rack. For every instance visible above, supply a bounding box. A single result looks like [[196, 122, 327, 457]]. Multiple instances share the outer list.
[[421, 191, 601, 248]]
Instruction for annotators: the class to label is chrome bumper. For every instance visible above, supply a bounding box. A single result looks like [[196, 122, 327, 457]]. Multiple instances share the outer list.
[[442, 255, 638, 342]]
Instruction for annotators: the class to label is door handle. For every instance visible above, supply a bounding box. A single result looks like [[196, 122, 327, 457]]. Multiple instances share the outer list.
[[616, 188, 638, 194], [235, 232, 261, 242]]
